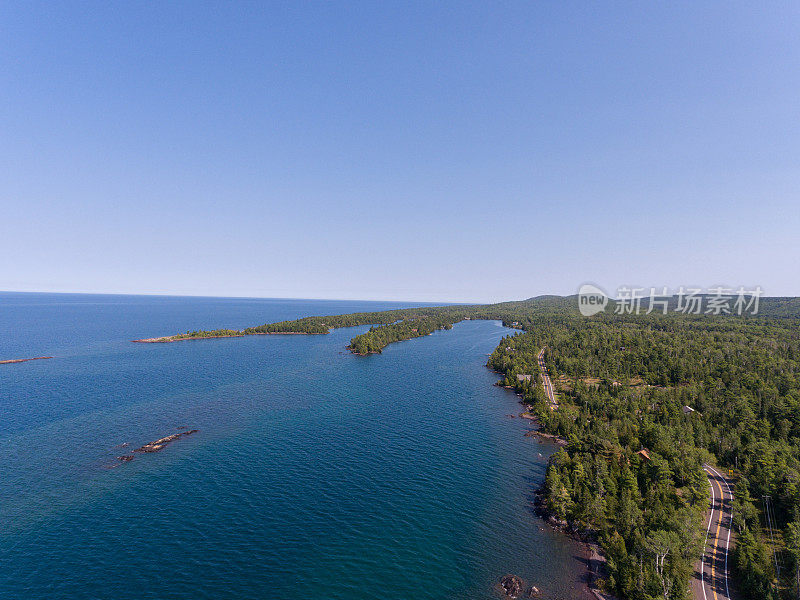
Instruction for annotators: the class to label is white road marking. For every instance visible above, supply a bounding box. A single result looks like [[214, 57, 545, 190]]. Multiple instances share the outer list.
[[700, 468, 716, 600], [705, 465, 733, 600]]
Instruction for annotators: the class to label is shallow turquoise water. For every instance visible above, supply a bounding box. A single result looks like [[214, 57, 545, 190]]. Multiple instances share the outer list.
[[0, 293, 590, 600]]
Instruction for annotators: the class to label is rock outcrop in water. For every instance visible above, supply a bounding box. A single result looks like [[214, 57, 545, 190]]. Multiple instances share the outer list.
[[498, 574, 525, 599], [133, 429, 198, 453], [497, 575, 545, 599], [0, 356, 53, 365], [115, 428, 198, 462]]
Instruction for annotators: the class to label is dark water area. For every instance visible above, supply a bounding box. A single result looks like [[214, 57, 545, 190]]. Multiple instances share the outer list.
[[0, 292, 591, 599]]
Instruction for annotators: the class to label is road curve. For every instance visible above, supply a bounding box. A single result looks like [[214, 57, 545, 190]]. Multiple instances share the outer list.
[[694, 465, 735, 600], [537, 348, 558, 410]]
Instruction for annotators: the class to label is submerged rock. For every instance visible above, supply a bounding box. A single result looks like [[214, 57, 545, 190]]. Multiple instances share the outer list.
[[499, 574, 525, 599]]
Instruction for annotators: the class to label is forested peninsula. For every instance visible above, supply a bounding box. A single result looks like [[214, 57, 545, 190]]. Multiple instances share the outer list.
[[139, 295, 800, 600]]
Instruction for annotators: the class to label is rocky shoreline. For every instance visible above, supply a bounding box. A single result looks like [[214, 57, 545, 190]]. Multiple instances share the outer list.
[[518, 411, 569, 446], [529, 474, 614, 600], [133, 335, 245, 343], [523, 427, 568, 446], [133, 332, 325, 343], [494, 374, 606, 600]]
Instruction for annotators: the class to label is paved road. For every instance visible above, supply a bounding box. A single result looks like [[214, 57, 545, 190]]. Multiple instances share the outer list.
[[537, 348, 558, 410], [694, 465, 735, 600]]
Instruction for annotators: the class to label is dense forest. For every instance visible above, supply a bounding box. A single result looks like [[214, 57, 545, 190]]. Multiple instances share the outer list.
[[487, 308, 800, 600], [158, 295, 800, 599]]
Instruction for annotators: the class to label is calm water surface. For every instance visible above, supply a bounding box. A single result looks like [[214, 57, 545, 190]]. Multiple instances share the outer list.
[[0, 293, 590, 600]]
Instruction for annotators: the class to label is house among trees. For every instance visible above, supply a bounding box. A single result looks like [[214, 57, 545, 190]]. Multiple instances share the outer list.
[[682, 405, 696, 415], [636, 449, 651, 462], [516, 374, 532, 382]]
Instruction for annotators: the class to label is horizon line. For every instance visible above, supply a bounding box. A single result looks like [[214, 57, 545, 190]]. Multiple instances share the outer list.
[[0, 289, 489, 305], [2, 289, 793, 304]]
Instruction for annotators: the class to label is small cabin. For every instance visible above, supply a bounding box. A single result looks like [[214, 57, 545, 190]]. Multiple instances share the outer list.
[[516, 374, 532, 382], [682, 406, 696, 415], [636, 449, 651, 462]]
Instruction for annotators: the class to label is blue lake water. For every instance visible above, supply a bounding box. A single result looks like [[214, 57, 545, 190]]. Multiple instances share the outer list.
[[0, 293, 591, 600]]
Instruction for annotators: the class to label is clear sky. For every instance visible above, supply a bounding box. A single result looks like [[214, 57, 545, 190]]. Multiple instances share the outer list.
[[2, 2, 798, 303]]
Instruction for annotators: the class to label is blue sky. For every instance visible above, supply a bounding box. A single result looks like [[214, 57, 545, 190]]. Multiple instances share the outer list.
[[2, 2, 798, 302]]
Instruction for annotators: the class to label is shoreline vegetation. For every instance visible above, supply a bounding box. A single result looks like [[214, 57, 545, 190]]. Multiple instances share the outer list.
[[139, 295, 800, 600], [131, 299, 571, 351]]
